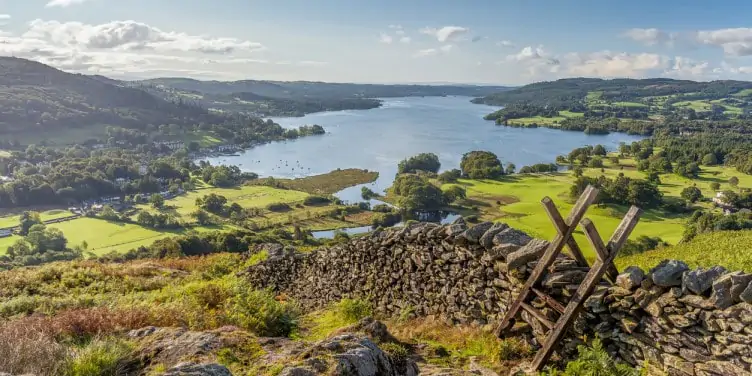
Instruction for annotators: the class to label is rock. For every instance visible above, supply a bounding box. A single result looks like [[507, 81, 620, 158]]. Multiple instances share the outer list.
[[650, 260, 689, 287], [478, 223, 509, 249], [506, 239, 549, 269], [161, 362, 232, 376], [451, 216, 466, 225], [730, 273, 752, 303], [279, 368, 317, 376], [332, 336, 418, 376], [679, 295, 715, 310], [445, 224, 466, 237], [129, 327, 222, 367], [742, 282, 752, 304], [662, 353, 695, 375], [489, 243, 520, 260], [694, 361, 748, 376], [462, 222, 494, 243], [492, 228, 532, 247], [711, 272, 743, 309], [683, 266, 727, 295], [616, 266, 645, 290]]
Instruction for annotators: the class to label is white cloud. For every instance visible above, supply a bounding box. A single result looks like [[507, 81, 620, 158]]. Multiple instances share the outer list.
[[0, 15, 10, 20], [413, 48, 437, 57], [379, 33, 393, 44], [440, 44, 453, 53], [623, 28, 672, 46], [420, 26, 469, 42], [504, 45, 560, 76], [497, 40, 515, 48], [565, 51, 668, 77], [296, 60, 328, 67], [388, 24, 402, 29], [399, 36, 411, 44], [45, 0, 92, 7], [395, 29, 405, 36], [663, 56, 710, 79], [694, 28, 752, 56], [21, 19, 263, 54]]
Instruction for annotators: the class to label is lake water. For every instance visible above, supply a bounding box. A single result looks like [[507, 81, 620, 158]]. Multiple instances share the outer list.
[[206, 96, 644, 202]]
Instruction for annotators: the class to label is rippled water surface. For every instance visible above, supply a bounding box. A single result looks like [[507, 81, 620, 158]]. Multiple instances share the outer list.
[[207, 96, 644, 202]]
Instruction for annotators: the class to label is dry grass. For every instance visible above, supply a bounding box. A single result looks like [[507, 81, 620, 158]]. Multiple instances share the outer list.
[[389, 317, 533, 371], [0, 318, 69, 375]]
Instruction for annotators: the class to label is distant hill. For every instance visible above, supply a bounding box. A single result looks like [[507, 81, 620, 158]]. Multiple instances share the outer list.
[[474, 77, 752, 107], [0, 57, 217, 135], [138, 77, 511, 99]]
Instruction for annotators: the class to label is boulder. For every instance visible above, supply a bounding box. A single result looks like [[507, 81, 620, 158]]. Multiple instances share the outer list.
[[650, 260, 689, 287], [506, 239, 549, 269], [492, 228, 532, 247], [741, 282, 752, 304], [683, 266, 727, 295], [451, 216, 466, 226], [711, 272, 743, 309], [478, 222, 509, 249], [161, 362, 232, 376], [616, 266, 645, 290], [445, 224, 466, 237], [461, 221, 495, 243], [730, 273, 752, 303]]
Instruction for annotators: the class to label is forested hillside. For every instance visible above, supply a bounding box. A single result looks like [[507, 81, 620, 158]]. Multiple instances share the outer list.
[[0, 57, 219, 135], [139, 77, 510, 98]]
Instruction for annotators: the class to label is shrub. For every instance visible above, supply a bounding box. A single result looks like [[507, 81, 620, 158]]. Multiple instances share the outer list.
[[336, 298, 372, 322], [460, 151, 503, 179], [307, 298, 372, 340], [266, 202, 291, 212], [229, 288, 300, 337], [544, 338, 638, 376], [303, 195, 331, 206], [0, 319, 68, 376], [438, 169, 462, 183], [372, 204, 394, 213], [66, 338, 135, 376], [371, 212, 402, 228], [398, 153, 441, 174]]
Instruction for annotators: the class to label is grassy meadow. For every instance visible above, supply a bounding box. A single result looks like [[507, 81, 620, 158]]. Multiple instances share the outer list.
[[446, 158, 750, 261]]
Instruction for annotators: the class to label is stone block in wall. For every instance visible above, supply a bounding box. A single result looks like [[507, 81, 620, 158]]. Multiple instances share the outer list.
[[479, 222, 508, 249], [695, 360, 748, 376], [650, 260, 690, 287], [682, 266, 727, 296], [506, 238, 549, 269], [492, 228, 532, 247], [711, 272, 744, 309], [616, 266, 645, 290]]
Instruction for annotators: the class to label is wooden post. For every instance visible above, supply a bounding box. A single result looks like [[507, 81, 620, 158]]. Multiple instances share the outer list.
[[528, 206, 642, 371], [494, 185, 599, 337]]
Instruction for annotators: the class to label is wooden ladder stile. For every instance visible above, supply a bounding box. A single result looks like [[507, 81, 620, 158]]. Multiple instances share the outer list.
[[494, 185, 643, 373]]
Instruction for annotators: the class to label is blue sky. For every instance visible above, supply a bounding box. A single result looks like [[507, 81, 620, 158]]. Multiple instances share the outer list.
[[2, 0, 752, 84]]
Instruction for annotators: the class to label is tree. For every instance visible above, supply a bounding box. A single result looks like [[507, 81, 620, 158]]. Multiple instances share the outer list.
[[592, 144, 607, 156], [437, 169, 462, 183], [361, 187, 377, 200], [710, 182, 721, 191], [137, 211, 155, 227], [443, 185, 467, 203], [681, 186, 703, 203], [197, 193, 228, 214], [505, 163, 516, 174], [150, 194, 165, 209], [627, 180, 663, 208], [730, 176, 740, 188], [702, 153, 719, 166], [588, 157, 604, 168], [19, 211, 42, 236], [190, 209, 212, 225], [460, 151, 503, 179], [391, 174, 447, 211], [397, 153, 441, 174]]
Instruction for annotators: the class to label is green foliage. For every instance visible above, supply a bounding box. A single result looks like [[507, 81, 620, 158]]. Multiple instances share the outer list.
[[438, 169, 462, 183], [306, 298, 372, 340], [620, 235, 668, 256], [196, 193, 228, 213], [460, 151, 504, 179], [398, 153, 441, 174], [680, 186, 703, 203], [19, 211, 42, 236], [443, 185, 467, 203], [66, 338, 134, 376], [229, 288, 300, 337], [361, 187, 378, 200], [303, 195, 331, 206], [372, 212, 402, 228], [266, 202, 291, 212], [544, 339, 638, 376], [149, 194, 165, 209], [391, 174, 447, 211], [519, 163, 558, 174]]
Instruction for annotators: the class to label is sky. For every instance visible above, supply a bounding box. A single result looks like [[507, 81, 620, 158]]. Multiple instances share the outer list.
[[3, 0, 752, 84]]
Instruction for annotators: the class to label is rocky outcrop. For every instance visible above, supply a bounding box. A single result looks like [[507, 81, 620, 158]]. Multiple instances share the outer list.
[[245, 220, 752, 375]]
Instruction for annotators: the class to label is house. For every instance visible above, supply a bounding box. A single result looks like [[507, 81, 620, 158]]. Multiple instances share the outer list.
[[712, 191, 732, 207]]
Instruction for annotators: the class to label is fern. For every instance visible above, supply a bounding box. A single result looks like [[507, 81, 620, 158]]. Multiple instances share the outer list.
[[543, 339, 639, 376]]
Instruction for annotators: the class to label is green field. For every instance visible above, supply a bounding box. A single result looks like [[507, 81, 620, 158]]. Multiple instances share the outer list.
[[252, 168, 379, 195], [48, 218, 182, 256], [140, 186, 310, 217], [558, 110, 584, 118], [0, 209, 75, 229], [672, 100, 712, 112], [452, 174, 686, 260], [507, 116, 567, 126], [732, 88, 752, 97], [611, 101, 647, 108], [618, 230, 752, 272]]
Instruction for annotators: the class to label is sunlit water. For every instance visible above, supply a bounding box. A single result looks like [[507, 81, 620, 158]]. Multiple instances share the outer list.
[[206, 96, 643, 203]]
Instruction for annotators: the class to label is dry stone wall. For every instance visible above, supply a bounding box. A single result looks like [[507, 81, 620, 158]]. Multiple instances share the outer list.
[[244, 219, 752, 375]]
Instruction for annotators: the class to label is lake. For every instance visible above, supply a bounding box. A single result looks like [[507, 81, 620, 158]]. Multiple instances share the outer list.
[[206, 96, 644, 202]]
